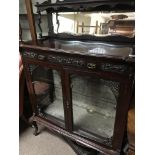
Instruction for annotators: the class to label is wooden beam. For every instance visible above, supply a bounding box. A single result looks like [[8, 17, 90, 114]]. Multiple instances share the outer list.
[[95, 21, 98, 34], [76, 21, 79, 33], [25, 0, 37, 45], [82, 22, 84, 33], [19, 23, 22, 42]]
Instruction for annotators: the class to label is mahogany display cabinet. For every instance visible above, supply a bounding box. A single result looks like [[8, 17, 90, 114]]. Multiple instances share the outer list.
[[20, 0, 135, 154]]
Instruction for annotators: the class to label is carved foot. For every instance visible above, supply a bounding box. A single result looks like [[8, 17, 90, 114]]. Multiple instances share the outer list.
[[32, 121, 39, 136]]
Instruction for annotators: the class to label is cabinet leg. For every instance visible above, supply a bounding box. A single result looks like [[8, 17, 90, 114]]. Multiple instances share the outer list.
[[32, 121, 39, 136]]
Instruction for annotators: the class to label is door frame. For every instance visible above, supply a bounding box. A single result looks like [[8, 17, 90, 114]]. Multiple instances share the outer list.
[[63, 66, 133, 150]]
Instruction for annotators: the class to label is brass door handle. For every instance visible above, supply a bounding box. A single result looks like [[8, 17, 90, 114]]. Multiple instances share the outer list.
[[87, 63, 96, 69]]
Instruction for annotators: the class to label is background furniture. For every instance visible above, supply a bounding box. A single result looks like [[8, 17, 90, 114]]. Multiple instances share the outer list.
[[77, 21, 100, 34], [127, 92, 135, 155], [127, 108, 135, 155]]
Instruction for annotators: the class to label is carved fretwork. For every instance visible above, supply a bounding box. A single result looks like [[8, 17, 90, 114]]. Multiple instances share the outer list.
[[22, 51, 85, 67], [48, 55, 85, 67], [56, 12, 60, 33], [23, 51, 37, 59], [62, 130, 113, 147], [36, 2, 43, 38], [101, 63, 128, 73], [101, 79, 120, 99], [47, 11, 54, 36], [102, 137, 113, 146], [28, 64, 38, 75], [37, 105, 47, 118], [22, 51, 128, 77]]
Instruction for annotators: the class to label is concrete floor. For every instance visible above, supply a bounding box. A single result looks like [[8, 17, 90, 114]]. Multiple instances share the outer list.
[[19, 126, 76, 155]]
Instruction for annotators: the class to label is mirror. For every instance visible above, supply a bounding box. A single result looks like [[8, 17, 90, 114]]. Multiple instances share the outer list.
[[70, 73, 120, 142], [52, 12, 135, 37], [29, 64, 65, 127]]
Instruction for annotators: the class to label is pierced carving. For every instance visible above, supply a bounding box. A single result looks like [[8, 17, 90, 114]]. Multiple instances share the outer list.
[[23, 51, 37, 59], [65, 132, 112, 147], [56, 12, 60, 33], [101, 80, 120, 99], [102, 137, 113, 146], [36, 4, 43, 38], [48, 55, 85, 67], [37, 105, 46, 118], [23, 51, 85, 67], [101, 63, 128, 73], [47, 11, 54, 36], [29, 64, 38, 75]]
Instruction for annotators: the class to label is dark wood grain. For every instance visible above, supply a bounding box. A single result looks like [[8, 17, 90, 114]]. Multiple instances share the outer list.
[[24, 0, 37, 45], [34, 115, 119, 155], [64, 71, 74, 132], [19, 40, 134, 63], [20, 0, 134, 154], [20, 44, 134, 154], [35, 0, 135, 12], [60, 69, 69, 130], [19, 65, 25, 117], [112, 79, 134, 150]]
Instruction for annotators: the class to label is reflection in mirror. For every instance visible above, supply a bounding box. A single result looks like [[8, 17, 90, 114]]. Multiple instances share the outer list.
[[71, 74, 120, 142], [52, 12, 135, 37], [29, 64, 65, 125]]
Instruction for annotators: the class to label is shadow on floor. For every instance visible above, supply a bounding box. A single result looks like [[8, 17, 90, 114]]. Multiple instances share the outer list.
[[19, 117, 30, 134]]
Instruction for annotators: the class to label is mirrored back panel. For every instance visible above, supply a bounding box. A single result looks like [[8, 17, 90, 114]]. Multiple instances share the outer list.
[[52, 12, 134, 38], [70, 73, 120, 143]]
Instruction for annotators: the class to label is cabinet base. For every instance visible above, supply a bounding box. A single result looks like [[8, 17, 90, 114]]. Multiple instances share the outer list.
[[65, 138, 103, 155], [33, 115, 120, 155]]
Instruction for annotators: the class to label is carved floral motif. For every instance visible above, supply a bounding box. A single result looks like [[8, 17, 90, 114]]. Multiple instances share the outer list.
[[47, 55, 85, 67], [23, 51, 128, 75], [101, 63, 128, 73]]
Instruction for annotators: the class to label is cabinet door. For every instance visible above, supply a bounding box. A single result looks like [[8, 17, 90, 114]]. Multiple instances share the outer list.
[[69, 72, 120, 145], [28, 64, 65, 127]]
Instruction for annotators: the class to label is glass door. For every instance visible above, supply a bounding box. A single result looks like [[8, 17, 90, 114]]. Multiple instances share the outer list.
[[28, 64, 65, 127], [70, 73, 120, 144]]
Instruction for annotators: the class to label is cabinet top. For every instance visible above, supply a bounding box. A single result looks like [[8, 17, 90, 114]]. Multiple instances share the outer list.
[[20, 38, 134, 63]]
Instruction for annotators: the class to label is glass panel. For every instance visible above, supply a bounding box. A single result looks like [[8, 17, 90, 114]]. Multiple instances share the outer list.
[[71, 74, 119, 141], [29, 64, 64, 122], [53, 12, 135, 37]]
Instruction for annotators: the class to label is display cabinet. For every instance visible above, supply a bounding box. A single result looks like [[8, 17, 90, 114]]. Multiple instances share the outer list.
[[20, 0, 135, 154]]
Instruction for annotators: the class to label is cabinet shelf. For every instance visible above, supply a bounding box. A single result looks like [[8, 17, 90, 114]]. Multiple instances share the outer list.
[[35, 0, 135, 12]]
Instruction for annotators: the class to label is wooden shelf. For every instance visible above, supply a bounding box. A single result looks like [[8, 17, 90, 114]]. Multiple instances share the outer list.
[[35, 0, 135, 12]]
